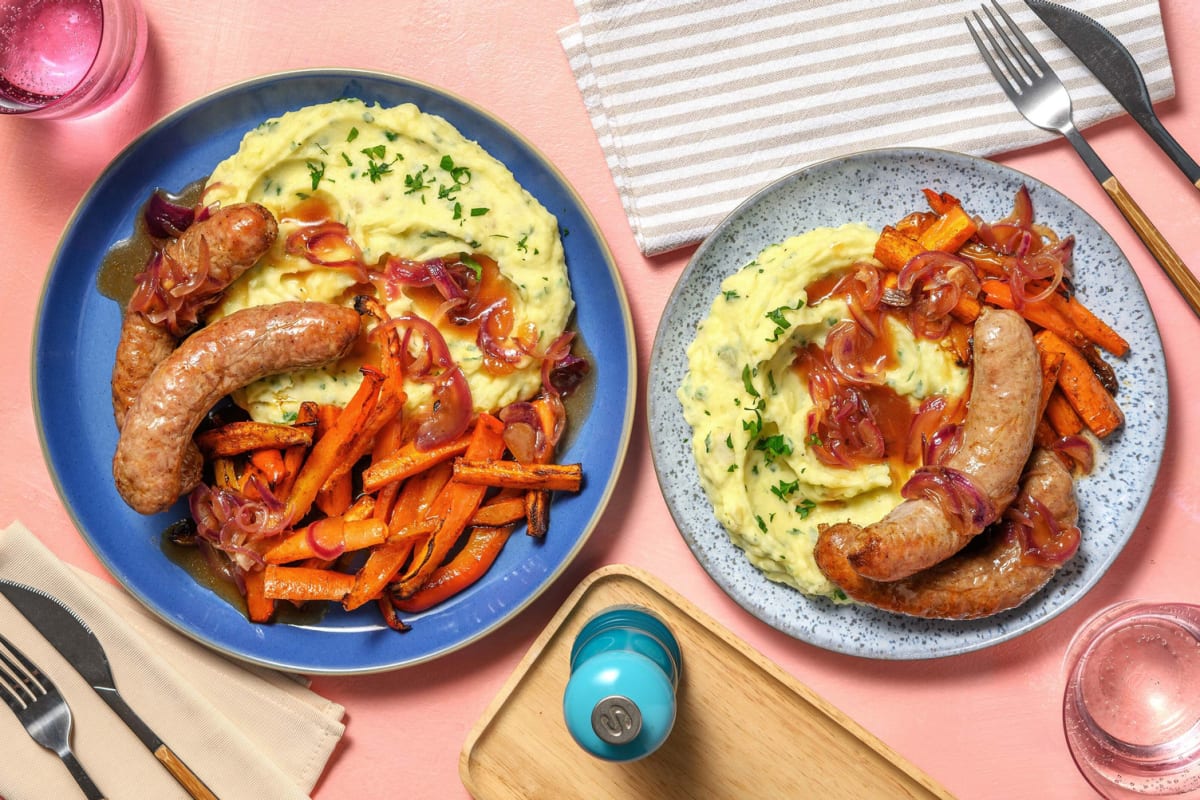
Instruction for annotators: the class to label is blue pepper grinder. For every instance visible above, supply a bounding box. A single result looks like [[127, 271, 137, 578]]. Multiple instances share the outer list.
[[563, 605, 682, 762]]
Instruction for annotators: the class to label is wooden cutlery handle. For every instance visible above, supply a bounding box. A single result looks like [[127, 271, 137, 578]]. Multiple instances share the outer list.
[[1101, 175, 1200, 318], [155, 744, 219, 800]]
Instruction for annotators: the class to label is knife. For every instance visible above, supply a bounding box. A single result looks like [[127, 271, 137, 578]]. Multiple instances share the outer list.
[[0, 581, 219, 800], [1025, 0, 1200, 189]]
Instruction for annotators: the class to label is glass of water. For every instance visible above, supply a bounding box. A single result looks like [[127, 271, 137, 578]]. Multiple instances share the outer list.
[[1063, 601, 1200, 798], [0, 0, 147, 119]]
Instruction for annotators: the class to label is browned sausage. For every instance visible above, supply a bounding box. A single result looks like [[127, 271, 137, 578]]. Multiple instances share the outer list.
[[813, 448, 1078, 619], [110, 203, 277, 426], [111, 312, 178, 429], [817, 308, 1040, 581], [113, 302, 361, 515]]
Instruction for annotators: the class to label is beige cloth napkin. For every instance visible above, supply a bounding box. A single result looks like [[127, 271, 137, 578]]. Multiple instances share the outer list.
[[558, 0, 1176, 255], [0, 521, 345, 800]]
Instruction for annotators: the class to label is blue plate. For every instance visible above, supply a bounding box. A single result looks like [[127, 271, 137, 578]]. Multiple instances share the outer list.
[[33, 70, 635, 674], [649, 148, 1167, 659]]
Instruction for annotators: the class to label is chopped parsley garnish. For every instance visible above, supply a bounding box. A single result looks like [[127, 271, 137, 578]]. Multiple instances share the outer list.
[[361, 144, 387, 161], [346, 127, 359, 143], [723, 289, 739, 301], [516, 234, 529, 253], [725, 434, 733, 449], [440, 155, 472, 185], [795, 498, 817, 519], [765, 300, 804, 342], [404, 165, 430, 194], [340, 152, 353, 167], [741, 364, 760, 398], [306, 161, 326, 191], [755, 434, 792, 463], [770, 479, 799, 501], [461, 256, 483, 279], [470, 207, 489, 217], [805, 432, 822, 447], [756, 515, 768, 533]]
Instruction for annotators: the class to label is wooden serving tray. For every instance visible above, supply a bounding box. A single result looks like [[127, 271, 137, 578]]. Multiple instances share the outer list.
[[460, 564, 955, 799]]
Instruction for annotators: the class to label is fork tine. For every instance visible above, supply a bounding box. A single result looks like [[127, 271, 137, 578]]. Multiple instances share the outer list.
[[989, 0, 1051, 74], [966, 12, 1020, 101], [0, 634, 42, 706], [979, 4, 1034, 86]]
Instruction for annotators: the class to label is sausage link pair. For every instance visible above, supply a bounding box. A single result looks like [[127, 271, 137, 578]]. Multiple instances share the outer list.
[[817, 308, 1041, 582], [111, 203, 277, 427], [813, 448, 1078, 619], [113, 302, 361, 515]]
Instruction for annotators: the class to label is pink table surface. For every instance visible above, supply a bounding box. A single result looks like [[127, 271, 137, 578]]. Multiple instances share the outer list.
[[2, 1, 1199, 798]]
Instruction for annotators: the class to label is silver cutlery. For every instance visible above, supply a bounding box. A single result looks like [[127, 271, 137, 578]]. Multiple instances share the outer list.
[[1025, 0, 1200, 189], [0, 581, 218, 800], [966, 1, 1200, 319], [0, 632, 105, 799]]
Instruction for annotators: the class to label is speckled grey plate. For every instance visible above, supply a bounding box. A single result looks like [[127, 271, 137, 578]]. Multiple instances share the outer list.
[[648, 148, 1167, 660]]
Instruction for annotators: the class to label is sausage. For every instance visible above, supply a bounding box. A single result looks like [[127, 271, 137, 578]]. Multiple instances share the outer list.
[[113, 301, 361, 515], [813, 448, 1078, 619], [817, 308, 1040, 581], [110, 203, 278, 426], [111, 312, 178, 429]]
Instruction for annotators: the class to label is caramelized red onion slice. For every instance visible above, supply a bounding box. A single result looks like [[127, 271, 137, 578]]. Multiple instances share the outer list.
[[539, 331, 590, 397], [1052, 434, 1095, 474], [381, 255, 470, 303], [144, 190, 196, 239], [305, 517, 347, 560], [1007, 492, 1080, 566], [478, 301, 527, 365], [376, 315, 474, 450], [499, 401, 542, 462], [901, 465, 997, 534], [808, 386, 887, 468], [285, 222, 368, 282], [825, 320, 884, 385]]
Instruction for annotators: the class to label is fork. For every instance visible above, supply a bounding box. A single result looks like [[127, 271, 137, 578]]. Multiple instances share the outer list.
[[0, 633, 104, 799], [967, 0, 1200, 319]]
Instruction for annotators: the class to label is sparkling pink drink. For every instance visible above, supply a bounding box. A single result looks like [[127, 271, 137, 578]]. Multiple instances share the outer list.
[[0, 0, 145, 118]]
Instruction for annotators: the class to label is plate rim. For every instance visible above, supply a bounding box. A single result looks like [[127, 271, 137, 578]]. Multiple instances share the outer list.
[[31, 67, 637, 674], [648, 145, 1167, 660]]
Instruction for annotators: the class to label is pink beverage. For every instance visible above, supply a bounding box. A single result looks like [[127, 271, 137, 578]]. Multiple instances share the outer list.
[[0, 0, 145, 118], [0, 0, 102, 109]]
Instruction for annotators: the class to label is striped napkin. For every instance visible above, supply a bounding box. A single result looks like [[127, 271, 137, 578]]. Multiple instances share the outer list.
[[558, 0, 1175, 255]]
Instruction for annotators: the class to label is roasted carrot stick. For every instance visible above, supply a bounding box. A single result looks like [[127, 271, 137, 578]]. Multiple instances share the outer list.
[[873, 226, 925, 271], [981, 280, 1082, 345], [1035, 330, 1125, 438], [1037, 348, 1065, 419], [922, 188, 962, 216], [392, 524, 517, 613], [285, 369, 384, 523], [1045, 389, 1085, 437], [196, 421, 314, 458], [470, 495, 527, 527], [1046, 292, 1130, 357], [260, 518, 389, 565], [242, 568, 275, 623], [342, 518, 442, 611], [361, 434, 473, 493], [452, 459, 583, 492], [917, 204, 978, 253], [392, 414, 507, 599], [262, 565, 356, 602]]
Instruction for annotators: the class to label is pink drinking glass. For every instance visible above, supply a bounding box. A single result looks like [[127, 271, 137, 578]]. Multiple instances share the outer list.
[[1063, 601, 1200, 798], [0, 0, 146, 119]]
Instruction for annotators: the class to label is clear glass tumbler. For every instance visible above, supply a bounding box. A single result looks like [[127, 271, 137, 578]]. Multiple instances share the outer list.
[[0, 0, 147, 119], [1063, 601, 1200, 798]]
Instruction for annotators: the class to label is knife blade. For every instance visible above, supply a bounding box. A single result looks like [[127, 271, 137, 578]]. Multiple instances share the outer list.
[[0, 580, 219, 800], [1025, 0, 1200, 188]]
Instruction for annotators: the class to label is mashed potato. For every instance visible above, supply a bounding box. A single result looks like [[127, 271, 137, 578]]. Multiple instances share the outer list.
[[678, 224, 968, 598], [204, 99, 573, 422]]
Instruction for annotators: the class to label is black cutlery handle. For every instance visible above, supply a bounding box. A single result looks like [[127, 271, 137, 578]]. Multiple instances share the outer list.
[[60, 749, 105, 800], [1132, 110, 1200, 187]]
